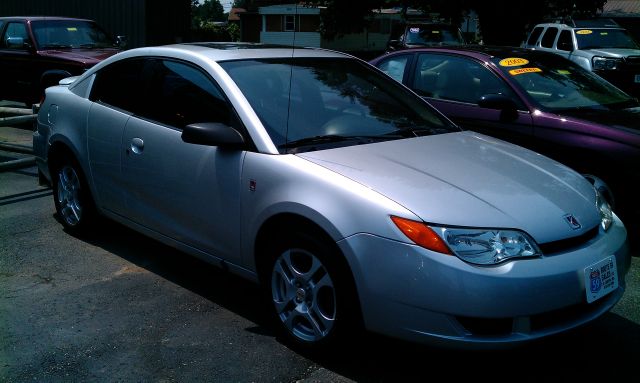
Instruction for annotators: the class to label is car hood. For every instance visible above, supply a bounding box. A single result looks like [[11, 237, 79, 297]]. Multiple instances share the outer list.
[[583, 48, 640, 58], [297, 131, 600, 244], [39, 48, 120, 65], [558, 106, 640, 135]]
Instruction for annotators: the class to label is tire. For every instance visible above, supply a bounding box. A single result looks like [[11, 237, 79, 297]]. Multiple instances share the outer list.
[[51, 153, 96, 233], [267, 230, 358, 349]]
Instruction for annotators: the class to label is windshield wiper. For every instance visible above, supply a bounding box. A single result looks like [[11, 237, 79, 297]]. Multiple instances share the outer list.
[[395, 124, 458, 137], [279, 134, 395, 152], [41, 43, 73, 49], [79, 43, 96, 48]]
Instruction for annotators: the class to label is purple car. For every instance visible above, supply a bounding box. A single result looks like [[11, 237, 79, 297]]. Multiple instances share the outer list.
[[370, 46, 640, 229]]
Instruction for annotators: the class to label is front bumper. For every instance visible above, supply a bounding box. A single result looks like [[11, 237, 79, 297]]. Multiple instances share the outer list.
[[337, 215, 629, 347]]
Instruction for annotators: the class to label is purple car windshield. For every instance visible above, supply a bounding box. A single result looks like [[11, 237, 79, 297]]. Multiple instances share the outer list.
[[493, 54, 637, 111]]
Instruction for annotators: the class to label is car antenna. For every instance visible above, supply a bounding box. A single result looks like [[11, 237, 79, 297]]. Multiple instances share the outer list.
[[284, 2, 299, 148]]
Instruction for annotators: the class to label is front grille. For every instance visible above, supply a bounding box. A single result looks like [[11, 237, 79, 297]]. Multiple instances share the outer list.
[[625, 56, 640, 66], [455, 316, 513, 336], [539, 225, 599, 255]]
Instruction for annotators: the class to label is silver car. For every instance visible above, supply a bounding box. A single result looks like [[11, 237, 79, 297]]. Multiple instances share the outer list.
[[33, 43, 630, 348]]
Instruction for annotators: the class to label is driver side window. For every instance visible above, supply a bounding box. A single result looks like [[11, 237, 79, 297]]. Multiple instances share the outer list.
[[2, 22, 30, 49], [412, 53, 520, 107]]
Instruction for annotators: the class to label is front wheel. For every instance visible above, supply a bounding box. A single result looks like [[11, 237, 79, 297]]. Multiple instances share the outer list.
[[52, 154, 96, 233], [267, 232, 358, 348]]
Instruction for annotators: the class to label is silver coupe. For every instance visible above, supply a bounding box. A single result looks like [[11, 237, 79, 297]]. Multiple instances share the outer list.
[[33, 43, 630, 349]]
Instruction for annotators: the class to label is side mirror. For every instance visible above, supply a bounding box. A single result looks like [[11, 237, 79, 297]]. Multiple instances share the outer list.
[[6, 36, 28, 49], [478, 94, 519, 121], [115, 35, 127, 48], [181, 122, 245, 148]]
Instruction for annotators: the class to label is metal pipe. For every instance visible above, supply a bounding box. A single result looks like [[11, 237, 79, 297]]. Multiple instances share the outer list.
[[0, 142, 33, 154], [0, 114, 37, 125], [0, 157, 35, 172]]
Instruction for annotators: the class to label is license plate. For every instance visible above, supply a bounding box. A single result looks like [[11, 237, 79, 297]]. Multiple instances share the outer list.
[[635, 74, 640, 83], [585, 256, 618, 303]]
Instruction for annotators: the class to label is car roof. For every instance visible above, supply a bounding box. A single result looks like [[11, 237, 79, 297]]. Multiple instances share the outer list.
[[120, 42, 351, 62], [372, 45, 540, 62], [533, 22, 624, 30], [0, 16, 95, 22]]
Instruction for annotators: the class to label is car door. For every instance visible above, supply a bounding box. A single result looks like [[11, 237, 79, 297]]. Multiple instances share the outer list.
[[408, 53, 534, 147], [120, 58, 244, 263], [0, 20, 35, 102], [87, 58, 148, 216]]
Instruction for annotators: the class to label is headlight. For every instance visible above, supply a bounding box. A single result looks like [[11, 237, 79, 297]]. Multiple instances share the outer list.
[[391, 216, 541, 265], [433, 227, 541, 265], [596, 189, 613, 231], [592, 56, 621, 70]]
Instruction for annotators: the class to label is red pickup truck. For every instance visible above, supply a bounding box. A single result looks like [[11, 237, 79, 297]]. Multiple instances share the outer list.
[[0, 16, 125, 106]]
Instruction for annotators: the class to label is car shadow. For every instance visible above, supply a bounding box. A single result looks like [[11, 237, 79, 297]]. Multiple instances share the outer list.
[[61, 216, 639, 381]]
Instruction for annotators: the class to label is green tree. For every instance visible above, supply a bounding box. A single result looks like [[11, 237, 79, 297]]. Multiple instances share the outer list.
[[192, 0, 226, 27]]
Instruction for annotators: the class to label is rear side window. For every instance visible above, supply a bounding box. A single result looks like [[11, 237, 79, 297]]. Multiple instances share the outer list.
[[90, 58, 147, 113], [527, 26, 544, 46], [541, 27, 559, 48]]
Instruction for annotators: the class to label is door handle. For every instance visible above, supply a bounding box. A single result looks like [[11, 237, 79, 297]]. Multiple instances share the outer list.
[[130, 137, 144, 154]]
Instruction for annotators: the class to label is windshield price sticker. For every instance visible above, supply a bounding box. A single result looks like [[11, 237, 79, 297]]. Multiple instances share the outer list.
[[576, 30, 593, 35], [499, 58, 529, 67], [410, 28, 420, 33], [509, 67, 542, 76], [67, 27, 78, 32], [585, 255, 618, 303]]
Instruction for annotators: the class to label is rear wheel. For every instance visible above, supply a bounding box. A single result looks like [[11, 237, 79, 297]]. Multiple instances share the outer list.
[[51, 154, 96, 233]]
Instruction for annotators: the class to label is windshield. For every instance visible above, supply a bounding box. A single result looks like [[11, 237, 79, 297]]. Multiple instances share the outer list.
[[575, 28, 640, 49], [405, 25, 464, 46], [220, 57, 458, 153], [32, 20, 116, 49], [492, 53, 637, 111]]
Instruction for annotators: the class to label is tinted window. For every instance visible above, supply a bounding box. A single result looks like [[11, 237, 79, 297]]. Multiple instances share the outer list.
[[412, 54, 519, 105], [540, 27, 558, 48], [143, 60, 231, 128], [527, 26, 544, 45], [90, 58, 147, 113], [557, 30, 574, 51], [221, 58, 458, 153], [377, 55, 409, 82]]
